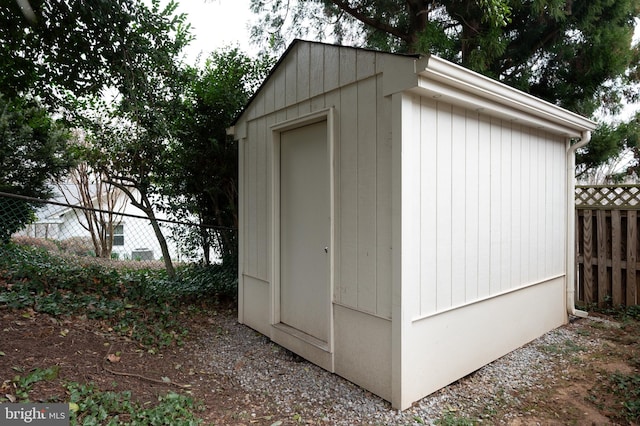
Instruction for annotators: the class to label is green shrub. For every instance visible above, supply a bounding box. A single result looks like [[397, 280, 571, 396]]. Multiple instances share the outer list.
[[0, 243, 235, 348], [66, 382, 203, 425], [12, 235, 60, 252], [58, 236, 94, 256], [0, 198, 36, 243], [148, 262, 237, 303]]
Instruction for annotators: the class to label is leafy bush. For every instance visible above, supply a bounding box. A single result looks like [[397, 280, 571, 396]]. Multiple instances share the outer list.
[[610, 372, 640, 423], [0, 198, 36, 243], [587, 303, 640, 322], [0, 242, 119, 294], [148, 262, 237, 303], [2, 374, 204, 425], [65, 382, 204, 425], [58, 236, 94, 256], [12, 235, 60, 252], [0, 243, 235, 348]]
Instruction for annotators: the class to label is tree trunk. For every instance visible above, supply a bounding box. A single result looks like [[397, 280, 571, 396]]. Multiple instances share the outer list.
[[199, 223, 211, 265], [109, 181, 176, 279], [406, 0, 430, 52], [139, 193, 175, 279]]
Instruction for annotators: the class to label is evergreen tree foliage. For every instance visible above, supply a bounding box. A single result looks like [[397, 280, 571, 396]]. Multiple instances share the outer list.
[[166, 48, 274, 265], [250, 0, 640, 177]]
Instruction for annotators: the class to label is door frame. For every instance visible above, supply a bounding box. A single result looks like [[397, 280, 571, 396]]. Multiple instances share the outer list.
[[270, 107, 337, 353]]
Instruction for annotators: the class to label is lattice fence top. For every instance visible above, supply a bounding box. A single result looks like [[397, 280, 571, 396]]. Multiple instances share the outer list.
[[576, 185, 640, 209]]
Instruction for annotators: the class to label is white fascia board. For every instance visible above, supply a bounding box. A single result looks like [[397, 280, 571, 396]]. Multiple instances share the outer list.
[[415, 55, 597, 137]]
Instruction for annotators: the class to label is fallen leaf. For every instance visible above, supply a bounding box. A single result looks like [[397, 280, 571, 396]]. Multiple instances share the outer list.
[[0, 351, 5, 356], [59, 329, 69, 337], [106, 354, 121, 363], [5, 394, 16, 403], [69, 402, 79, 412], [21, 310, 34, 319], [161, 376, 171, 383]]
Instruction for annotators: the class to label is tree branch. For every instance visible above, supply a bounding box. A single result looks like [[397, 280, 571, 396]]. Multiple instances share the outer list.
[[327, 0, 412, 43]]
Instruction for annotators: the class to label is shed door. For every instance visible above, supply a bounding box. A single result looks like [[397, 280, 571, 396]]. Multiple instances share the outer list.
[[280, 121, 330, 343]]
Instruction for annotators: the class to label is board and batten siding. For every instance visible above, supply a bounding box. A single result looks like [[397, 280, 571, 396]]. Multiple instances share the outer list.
[[240, 42, 398, 321], [401, 94, 567, 319]]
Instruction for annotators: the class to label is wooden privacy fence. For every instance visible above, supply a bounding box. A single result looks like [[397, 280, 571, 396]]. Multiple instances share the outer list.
[[575, 185, 640, 307]]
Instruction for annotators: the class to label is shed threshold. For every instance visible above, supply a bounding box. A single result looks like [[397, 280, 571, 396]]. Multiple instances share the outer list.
[[272, 322, 330, 352]]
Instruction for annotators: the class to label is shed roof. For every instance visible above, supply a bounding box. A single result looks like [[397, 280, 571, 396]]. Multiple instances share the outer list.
[[230, 39, 597, 138]]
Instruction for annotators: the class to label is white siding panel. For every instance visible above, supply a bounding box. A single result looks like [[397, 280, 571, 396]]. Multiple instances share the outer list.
[[274, 66, 285, 111], [510, 124, 522, 289], [477, 115, 492, 299], [241, 276, 271, 336], [544, 135, 566, 276], [500, 123, 512, 291], [435, 102, 453, 310], [240, 137, 249, 275], [339, 48, 356, 86], [285, 50, 297, 106], [489, 118, 502, 295], [339, 84, 359, 307], [296, 42, 310, 102], [310, 44, 325, 98], [554, 140, 567, 273], [253, 84, 265, 118], [529, 131, 540, 281], [325, 90, 341, 303], [247, 122, 258, 276], [536, 131, 546, 281], [356, 49, 376, 80], [464, 111, 480, 302], [297, 99, 311, 116], [334, 305, 392, 400], [357, 77, 378, 313], [285, 104, 299, 121], [256, 118, 268, 278], [311, 94, 326, 112], [324, 46, 339, 92], [420, 98, 437, 315], [405, 277, 566, 410], [451, 106, 466, 307], [415, 103, 568, 315], [376, 75, 392, 319], [264, 114, 278, 280], [520, 129, 532, 282], [404, 94, 422, 319], [263, 77, 276, 116]]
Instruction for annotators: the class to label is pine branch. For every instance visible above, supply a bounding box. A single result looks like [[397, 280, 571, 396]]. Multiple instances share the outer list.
[[327, 0, 412, 43]]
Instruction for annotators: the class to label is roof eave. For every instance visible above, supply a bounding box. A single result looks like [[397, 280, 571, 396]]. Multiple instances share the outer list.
[[415, 55, 597, 138]]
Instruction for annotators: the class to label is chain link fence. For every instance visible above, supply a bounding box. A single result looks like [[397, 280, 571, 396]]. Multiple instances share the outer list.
[[0, 191, 232, 269]]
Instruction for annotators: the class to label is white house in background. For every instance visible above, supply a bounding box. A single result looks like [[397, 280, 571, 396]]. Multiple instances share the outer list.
[[230, 40, 597, 410], [19, 186, 181, 262]]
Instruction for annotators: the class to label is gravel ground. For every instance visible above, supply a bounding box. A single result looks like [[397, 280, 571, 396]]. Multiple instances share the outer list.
[[194, 314, 606, 425]]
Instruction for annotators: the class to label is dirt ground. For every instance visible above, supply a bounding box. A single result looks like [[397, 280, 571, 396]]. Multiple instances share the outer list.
[[0, 305, 638, 425]]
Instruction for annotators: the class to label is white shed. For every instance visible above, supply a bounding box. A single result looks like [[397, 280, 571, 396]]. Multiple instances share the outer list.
[[230, 39, 597, 410]]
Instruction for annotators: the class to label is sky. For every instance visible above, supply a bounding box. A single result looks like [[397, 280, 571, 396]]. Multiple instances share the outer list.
[[172, 0, 257, 64]]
